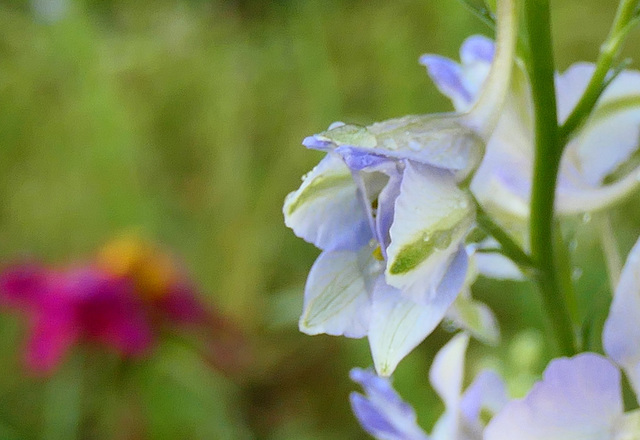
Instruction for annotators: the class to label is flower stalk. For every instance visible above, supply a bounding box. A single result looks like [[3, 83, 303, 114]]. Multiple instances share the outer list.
[[525, 0, 578, 356]]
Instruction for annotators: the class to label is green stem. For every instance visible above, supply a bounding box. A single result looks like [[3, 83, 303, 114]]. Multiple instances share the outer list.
[[474, 201, 535, 271], [525, 0, 577, 356], [559, 0, 640, 143]]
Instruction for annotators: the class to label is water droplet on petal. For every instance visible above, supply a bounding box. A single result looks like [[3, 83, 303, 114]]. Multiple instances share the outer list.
[[568, 239, 578, 253], [572, 267, 583, 281], [433, 230, 453, 250]]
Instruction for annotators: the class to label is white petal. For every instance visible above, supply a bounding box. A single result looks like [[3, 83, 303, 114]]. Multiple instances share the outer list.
[[557, 63, 640, 122], [369, 249, 468, 376], [364, 115, 486, 176], [555, 63, 596, 123], [556, 64, 640, 213], [446, 288, 501, 345], [484, 354, 623, 440], [460, 370, 508, 423], [284, 153, 371, 251], [603, 236, 640, 396], [386, 163, 474, 303], [470, 85, 534, 224], [429, 333, 469, 440], [555, 167, 640, 214], [472, 241, 525, 281], [299, 250, 372, 338], [562, 105, 640, 188]]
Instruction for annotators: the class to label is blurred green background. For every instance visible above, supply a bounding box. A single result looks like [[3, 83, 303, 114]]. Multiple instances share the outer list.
[[0, 0, 639, 438]]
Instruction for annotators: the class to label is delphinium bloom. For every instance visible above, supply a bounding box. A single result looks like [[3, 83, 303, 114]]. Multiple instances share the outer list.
[[0, 236, 234, 375], [422, 35, 640, 230], [283, 0, 517, 375], [350, 333, 508, 440], [483, 354, 639, 440], [483, 235, 640, 439]]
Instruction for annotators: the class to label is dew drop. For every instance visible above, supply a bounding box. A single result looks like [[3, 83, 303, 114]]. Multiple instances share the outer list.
[[568, 239, 578, 253], [572, 267, 583, 281], [582, 213, 592, 223], [382, 138, 398, 150], [433, 230, 453, 250]]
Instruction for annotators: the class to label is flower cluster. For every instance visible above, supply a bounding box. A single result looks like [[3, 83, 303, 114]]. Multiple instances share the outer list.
[[351, 234, 640, 440], [284, 0, 518, 376], [283, 0, 640, 437]]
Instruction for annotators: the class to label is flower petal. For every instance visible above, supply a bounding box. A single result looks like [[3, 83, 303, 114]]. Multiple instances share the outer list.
[[460, 35, 494, 65], [556, 64, 640, 213], [603, 235, 640, 395], [284, 152, 372, 251], [299, 250, 372, 338], [385, 163, 473, 303], [562, 88, 640, 188], [420, 55, 473, 111], [25, 294, 78, 374], [335, 146, 402, 254], [369, 248, 468, 376], [0, 263, 49, 309], [350, 368, 430, 440], [310, 117, 485, 178], [459, 370, 508, 424], [472, 251, 525, 281], [484, 354, 623, 440], [555, 63, 596, 123], [429, 333, 469, 440], [420, 35, 494, 113], [74, 270, 154, 356], [445, 288, 500, 345]]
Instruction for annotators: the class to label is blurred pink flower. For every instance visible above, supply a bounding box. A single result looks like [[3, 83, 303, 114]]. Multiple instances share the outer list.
[[0, 236, 251, 376], [0, 264, 153, 374]]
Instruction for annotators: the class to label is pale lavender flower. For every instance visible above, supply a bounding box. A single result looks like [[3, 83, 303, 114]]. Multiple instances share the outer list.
[[604, 235, 640, 395], [484, 354, 640, 440], [422, 36, 640, 225], [485, 234, 640, 439], [351, 334, 508, 440], [284, 0, 518, 375]]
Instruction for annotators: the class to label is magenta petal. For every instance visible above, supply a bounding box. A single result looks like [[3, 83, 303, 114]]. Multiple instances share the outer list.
[[24, 301, 78, 374], [0, 263, 49, 309], [160, 284, 208, 324], [74, 270, 154, 357], [97, 308, 154, 356]]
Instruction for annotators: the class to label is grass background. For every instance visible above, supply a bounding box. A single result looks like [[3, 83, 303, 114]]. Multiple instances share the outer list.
[[0, 0, 639, 438]]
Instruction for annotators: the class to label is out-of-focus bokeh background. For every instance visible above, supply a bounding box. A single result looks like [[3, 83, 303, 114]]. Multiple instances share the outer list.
[[1, 0, 639, 438]]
